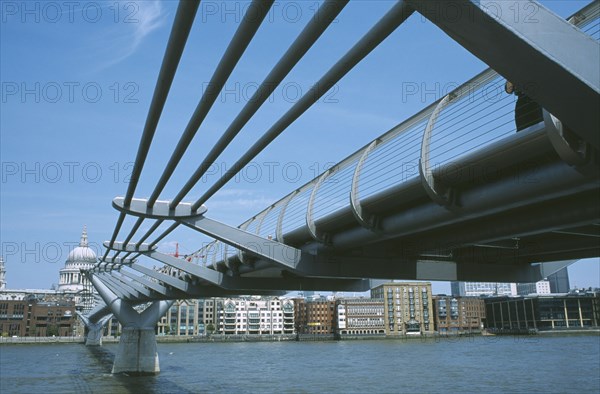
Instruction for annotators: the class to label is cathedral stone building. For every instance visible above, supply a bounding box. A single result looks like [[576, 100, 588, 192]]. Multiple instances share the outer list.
[[58, 226, 96, 294]]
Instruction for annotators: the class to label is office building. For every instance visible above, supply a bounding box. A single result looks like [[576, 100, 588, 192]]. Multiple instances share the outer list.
[[451, 282, 517, 297], [485, 291, 600, 331], [156, 299, 205, 336], [335, 298, 385, 336], [547, 267, 570, 293], [516, 267, 570, 296], [517, 280, 551, 296]]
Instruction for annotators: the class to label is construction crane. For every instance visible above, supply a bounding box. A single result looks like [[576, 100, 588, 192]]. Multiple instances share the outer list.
[[168, 242, 198, 263], [170, 242, 179, 258]]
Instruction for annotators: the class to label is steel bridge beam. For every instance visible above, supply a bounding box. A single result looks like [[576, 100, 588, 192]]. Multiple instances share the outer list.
[[143, 250, 373, 291], [107, 272, 155, 299], [113, 196, 302, 269], [408, 0, 600, 148], [397, 190, 599, 255], [119, 268, 185, 299], [97, 273, 146, 301], [127, 262, 283, 297], [324, 161, 598, 251], [95, 274, 132, 300], [180, 216, 301, 269]]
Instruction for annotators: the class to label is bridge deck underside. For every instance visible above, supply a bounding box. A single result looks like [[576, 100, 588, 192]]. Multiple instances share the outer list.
[[209, 120, 599, 281]]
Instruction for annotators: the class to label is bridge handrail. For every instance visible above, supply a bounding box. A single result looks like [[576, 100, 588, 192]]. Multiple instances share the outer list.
[[236, 2, 599, 238]]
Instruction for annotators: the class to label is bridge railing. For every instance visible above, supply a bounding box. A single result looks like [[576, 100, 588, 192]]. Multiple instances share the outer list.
[[231, 68, 507, 249], [203, 2, 599, 270]]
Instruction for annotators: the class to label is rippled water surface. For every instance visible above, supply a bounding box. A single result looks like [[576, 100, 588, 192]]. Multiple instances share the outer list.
[[1, 335, 599, 393]]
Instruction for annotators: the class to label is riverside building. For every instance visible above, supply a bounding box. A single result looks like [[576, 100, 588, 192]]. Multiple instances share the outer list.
[[218, 297, 294, 335], [484, 291, 600, 331], [371, 282, 434, 336], [0, 298, 76, 337], [432, 296, 486, 333], [156, 299, 205, 336], [335, 298, 385, 336], [452, 268, 570, 298], [203, 298, 222, 333], [294, 298, 336, 335]]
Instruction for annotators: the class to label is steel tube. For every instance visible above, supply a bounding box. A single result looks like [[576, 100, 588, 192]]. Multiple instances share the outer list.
[[148, 0, 276, 208], [171, 0, 349, 206], [329, 162, 599, 250], [192, 1, 416, 210], [124, 0, 200, 206], [104, 1, 200, 257]]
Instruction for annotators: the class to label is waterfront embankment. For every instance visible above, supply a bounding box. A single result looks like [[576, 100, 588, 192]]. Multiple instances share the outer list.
[[2, 329, 597, 345]]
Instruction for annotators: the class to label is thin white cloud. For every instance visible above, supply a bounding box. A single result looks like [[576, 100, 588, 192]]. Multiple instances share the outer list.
[[131, 1, 164, 48], [185, 188, 276, 211], [312, 104, 399, 131], [158, 240, 179, 251], [210, 196, 274, 210], [214, 189, 268, 198], [94, 1, 165, 70]]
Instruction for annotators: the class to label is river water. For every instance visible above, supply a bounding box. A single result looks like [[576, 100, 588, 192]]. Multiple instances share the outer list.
[[1, 334, 599, 393]]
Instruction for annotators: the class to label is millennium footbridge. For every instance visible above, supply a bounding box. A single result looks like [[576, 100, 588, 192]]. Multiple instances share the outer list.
[[78, 0, 599, 374]]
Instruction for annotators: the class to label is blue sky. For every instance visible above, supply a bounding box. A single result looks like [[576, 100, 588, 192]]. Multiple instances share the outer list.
[[1, 0, 598, 293]]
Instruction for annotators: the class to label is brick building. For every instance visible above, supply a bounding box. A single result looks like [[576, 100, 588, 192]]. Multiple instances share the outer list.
[[432, 296, 485, 333], [294, 298, 335, 335], [0, 298, 77, 337], [371, 282, 434, 336]]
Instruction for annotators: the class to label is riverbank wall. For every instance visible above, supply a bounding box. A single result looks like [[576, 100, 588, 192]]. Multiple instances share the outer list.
[[1, 329, 597, 345]]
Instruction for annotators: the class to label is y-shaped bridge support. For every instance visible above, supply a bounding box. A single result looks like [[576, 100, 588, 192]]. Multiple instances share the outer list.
[[77, 312, 112, 346], [88, 273, 173, 375]]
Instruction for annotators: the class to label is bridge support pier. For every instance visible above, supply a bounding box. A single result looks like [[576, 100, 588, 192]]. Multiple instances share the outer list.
[[112, 300, 172, 375], [84, 318, 108, 346], [77, 312, 112, 346], [110, 300, 172, 375], [112, 328, 159, 375], [88, 274, 172, 375]]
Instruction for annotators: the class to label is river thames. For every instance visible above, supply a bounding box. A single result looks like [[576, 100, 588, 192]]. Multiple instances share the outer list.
[[1, 334, 599, 393]]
